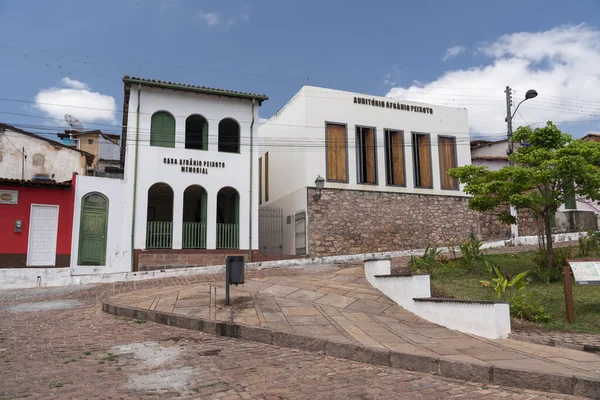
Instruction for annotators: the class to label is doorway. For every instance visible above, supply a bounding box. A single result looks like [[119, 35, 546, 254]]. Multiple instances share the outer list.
[[27, 204, 59, 266], [78, 193, 108, 265]]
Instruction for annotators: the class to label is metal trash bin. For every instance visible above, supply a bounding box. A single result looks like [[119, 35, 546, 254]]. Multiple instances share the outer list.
[[225, 256, 245, 305], [226, 256, 245, 285]]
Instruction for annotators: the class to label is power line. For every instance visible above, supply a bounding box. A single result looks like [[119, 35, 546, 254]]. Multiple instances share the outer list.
[[0, 130, 26, 156], [0, 44, 506, 91]]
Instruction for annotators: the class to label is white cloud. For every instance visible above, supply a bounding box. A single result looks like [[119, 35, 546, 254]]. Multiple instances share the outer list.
[[442, 45, 465, 61], [61, 77, 89, 90], [34, 79, 117, 125], [197, 6, 250, 29], [383, 73, 396, 86], [198, 11, 220, 27], [387, 24, 600, 136]]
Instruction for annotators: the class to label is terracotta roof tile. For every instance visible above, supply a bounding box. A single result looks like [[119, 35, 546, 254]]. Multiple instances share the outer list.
[[123, 75, 268, 102], [471, 155, 509, 161], [0, 177, 72, 189]]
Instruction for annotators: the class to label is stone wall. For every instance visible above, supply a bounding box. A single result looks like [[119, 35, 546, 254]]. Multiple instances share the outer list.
[[516, 208, 539, 237], [307, 188, 511, 257], [478, 209, 511, 240]]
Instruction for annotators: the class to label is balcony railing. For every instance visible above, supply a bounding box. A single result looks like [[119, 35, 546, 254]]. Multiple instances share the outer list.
[[146, 221, 173, 249], [217, 223, 239, 249], [182, 222, 207, 249]]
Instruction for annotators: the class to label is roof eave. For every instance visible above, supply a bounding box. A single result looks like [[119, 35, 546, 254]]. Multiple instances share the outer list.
[[123, 77, 268, 104]]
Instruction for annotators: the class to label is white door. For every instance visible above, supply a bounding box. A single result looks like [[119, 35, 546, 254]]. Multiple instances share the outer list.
[[27, 205, 59, 266]]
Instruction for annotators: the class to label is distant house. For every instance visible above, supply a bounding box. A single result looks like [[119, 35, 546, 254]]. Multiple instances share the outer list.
[[470, 139, 513, 171], [0, 177, 75, 269], [470, 136, 600, 230], [582, 132, 600, 143], [57, 130, 122, 177], [0, 123, 94, 181]]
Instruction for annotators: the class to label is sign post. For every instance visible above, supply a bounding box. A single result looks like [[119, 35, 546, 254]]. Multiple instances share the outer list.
[[562, 265, 575, 323], [564, 259, 600, 323]]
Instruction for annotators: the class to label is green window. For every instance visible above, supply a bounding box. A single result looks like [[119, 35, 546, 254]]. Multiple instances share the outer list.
[[564, 178, 577, 210], [150, 111, 175, 148]]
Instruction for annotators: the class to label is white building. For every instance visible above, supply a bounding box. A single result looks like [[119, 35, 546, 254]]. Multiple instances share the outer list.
[[259, 86, 477, 256], [0, 123, 93, 181], [69, 76, 268, 274], [470, 139, 512, 171]]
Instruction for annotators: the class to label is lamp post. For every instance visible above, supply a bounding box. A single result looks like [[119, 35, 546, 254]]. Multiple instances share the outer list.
[[505, 87, 538, 245], [314, 175, 325, 201]]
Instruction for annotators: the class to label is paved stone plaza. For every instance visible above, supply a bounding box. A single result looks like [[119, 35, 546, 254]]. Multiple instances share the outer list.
[[0, 267, 590, 399]]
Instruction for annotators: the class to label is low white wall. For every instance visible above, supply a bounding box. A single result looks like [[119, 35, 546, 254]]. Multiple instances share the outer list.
[[0, 231, 585, 291], [413, 300, 510, 339], [364, 259, 511, 339], [0, 268, 71, 290]]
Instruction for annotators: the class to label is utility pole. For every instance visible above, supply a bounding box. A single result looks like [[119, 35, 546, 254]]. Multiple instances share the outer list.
[[505, 86, 518, 245], [22, 146, 25, 180]]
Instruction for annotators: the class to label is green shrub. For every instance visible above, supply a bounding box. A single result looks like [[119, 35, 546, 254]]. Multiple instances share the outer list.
[[481, 266, 529, 300], [579, 231, 600, 257], [510, 292, 552, 323], [532, 247, 572, 283], [410, 245, 442, 274], [458, 233, 484, 271]]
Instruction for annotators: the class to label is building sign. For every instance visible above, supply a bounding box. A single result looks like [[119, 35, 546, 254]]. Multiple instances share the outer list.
[[354, 96, 434, 115], [163, 157, 226, 175], [0, 189, 18, 205], [567, 260, 600, 285]]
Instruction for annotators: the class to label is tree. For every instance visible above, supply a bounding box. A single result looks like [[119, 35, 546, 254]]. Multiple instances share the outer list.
[[450, 122, 600, 270]]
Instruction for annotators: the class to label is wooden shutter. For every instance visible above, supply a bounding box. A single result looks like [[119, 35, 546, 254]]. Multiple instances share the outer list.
[[265, 152, 269, 202], [151, 112, 175, 148], [417, 134, 432, 188], [364, 128, 376, 183], [258, 157, 263, 205], [564, 178, 576, 209], [439, 137, 458, 189], [391, 131, 405, 185], [326, 124, 347, 182]]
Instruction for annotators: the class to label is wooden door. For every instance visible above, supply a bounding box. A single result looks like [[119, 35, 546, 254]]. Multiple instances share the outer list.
[[78, 193, 108, 266], [27, 205, 59, 266]]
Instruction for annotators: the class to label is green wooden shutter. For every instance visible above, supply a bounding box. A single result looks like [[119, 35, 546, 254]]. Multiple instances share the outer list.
[[564, 179, 577, 210], [151, 112, 175, 148]]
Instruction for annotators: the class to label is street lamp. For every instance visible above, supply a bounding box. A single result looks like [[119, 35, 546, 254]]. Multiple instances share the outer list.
[[505, 87, 538, 245], [511, 89, 538, 123], [314, 175, 325, 201]]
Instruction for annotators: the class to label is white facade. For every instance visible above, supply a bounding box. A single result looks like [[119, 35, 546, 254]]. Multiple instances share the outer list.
[[470, 139, 511, 171], [67, 78, 266, 274], [260, 86, 470, 199], [124, 81, 262, 252], [70, 175, 130, 274], [259, 86, 471, 255], [0, 125, 89, 181]]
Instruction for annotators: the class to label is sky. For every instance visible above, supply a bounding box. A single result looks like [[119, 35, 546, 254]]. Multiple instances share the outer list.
[[1, 0, 600, 141]]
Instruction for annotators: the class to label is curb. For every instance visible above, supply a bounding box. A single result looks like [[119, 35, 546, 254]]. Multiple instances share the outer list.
[[510, 332, 600, 354], [102, 301, 600, 399]]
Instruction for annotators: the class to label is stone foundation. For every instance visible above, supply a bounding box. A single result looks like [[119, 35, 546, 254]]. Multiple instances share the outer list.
[[307, 188, 510, 257]]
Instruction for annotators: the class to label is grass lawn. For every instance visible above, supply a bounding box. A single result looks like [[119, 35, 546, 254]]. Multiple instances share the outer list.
[[430, 249, 600, 334]]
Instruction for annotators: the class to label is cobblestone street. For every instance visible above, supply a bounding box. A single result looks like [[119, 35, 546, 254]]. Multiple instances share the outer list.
[[0, 276, 585, 399]]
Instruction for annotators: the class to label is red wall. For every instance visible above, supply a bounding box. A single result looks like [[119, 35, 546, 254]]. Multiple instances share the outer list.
[[0, 184, 75, 256]]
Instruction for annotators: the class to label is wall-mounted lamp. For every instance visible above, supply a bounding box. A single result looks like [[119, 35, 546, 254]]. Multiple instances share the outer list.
[[314, 175, 325, 201]]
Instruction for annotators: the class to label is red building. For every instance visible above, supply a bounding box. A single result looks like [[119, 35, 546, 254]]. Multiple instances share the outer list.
[[0, 177, 75, 268]]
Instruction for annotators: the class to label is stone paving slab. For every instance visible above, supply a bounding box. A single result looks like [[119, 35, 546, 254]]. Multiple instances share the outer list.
[[104, 263, 600, 398]]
